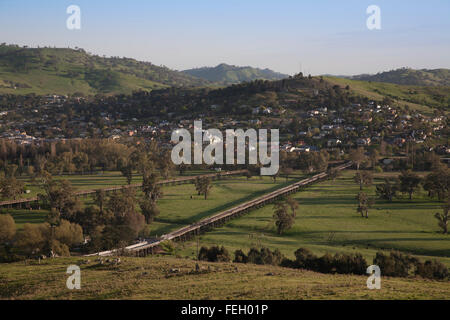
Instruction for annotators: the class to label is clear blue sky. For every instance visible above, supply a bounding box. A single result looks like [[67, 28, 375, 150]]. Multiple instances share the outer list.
[[0, 0, 449, 75]]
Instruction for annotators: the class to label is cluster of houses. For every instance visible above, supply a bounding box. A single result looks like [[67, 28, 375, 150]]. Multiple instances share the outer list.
[[0, 95, 447, 156]]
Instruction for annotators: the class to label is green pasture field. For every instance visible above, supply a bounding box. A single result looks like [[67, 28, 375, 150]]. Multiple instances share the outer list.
[[14, 169, 218, 200], [7, 173, 303, 233], [178, 171, 450, 266]]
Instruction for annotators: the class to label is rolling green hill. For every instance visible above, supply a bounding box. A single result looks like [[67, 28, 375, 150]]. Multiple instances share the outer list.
[[0, 44, 209, 95], [349, 68, 450, 87], [183, 63, 289, 85], [324, 76, 450, 114]]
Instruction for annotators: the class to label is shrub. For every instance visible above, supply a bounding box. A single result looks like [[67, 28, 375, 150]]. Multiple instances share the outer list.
[[198, 246, 209, 261], [333, 253, 368, 275], [260, 247, 284, 266], [292, 248, 368, 275], [160, 240, 176, 255], [293, 248, 317, 269], [46, 239, 70, 257], [373, 251, 416, 277], [416, 260, 449, 280], [316, 253, 335, 273], [247, 247, 284, 266], [233, 249, 248, 263], [198, 246, 231, 262], [280, 258, 296, 268]]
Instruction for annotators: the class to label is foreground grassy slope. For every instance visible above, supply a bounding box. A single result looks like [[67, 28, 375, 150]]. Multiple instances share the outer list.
[[179, 171, 450, 266], [0, 256, 448, 300]]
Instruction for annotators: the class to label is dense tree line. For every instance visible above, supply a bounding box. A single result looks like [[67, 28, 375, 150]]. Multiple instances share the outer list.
[[198, 245, 448, 280]]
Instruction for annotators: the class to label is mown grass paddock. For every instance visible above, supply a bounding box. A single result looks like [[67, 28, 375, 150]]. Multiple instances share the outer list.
[[15, 169, 218, 200], [7, 172, 303, 232], [148, 175, 301, 236], [0, 256, 448, 300], [178, 171, 450, 266]]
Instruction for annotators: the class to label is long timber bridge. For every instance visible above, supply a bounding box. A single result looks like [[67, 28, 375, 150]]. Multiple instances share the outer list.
[[0, 170, 247, 209], [87, 162, 353, 258]]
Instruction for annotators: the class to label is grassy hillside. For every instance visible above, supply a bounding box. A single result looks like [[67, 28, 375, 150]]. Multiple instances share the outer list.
[[183, 63, 289, 85], [351, 68, 450, 87], [179, 171, 450, 266], [325, 76, 450, 114], [0, 256, 448, 300], [0, 45, 209, 95]]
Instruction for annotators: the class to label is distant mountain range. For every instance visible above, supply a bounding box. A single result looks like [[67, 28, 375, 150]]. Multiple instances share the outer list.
[[335, 68, 450, 87], [0, 44, 448, 96], [183, 63, 289, 85]]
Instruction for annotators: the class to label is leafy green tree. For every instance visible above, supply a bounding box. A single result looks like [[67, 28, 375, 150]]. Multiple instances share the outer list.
[[0, 176, 24, 200], [142, 173, 162, 202], [54, 219, 84, 248], [38, 178, 80, 219], [73, 205, 110, 236], [16, 223, 48, 257], [376, 178, 398, 201], [158, 151, 174, 180], [94, 189, 107, 212], [435, 199, 449, 234], [139, 198, 160, 224], [120, 165, 133, 185], [273, 200, 296, 235], [197, 177, 213, 200], [423, 168, 450, 201], [123, 210, 146, 239], [107, 188, 136, 218], [399, 170, 422, 200], [0, 214, 16, 245]]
